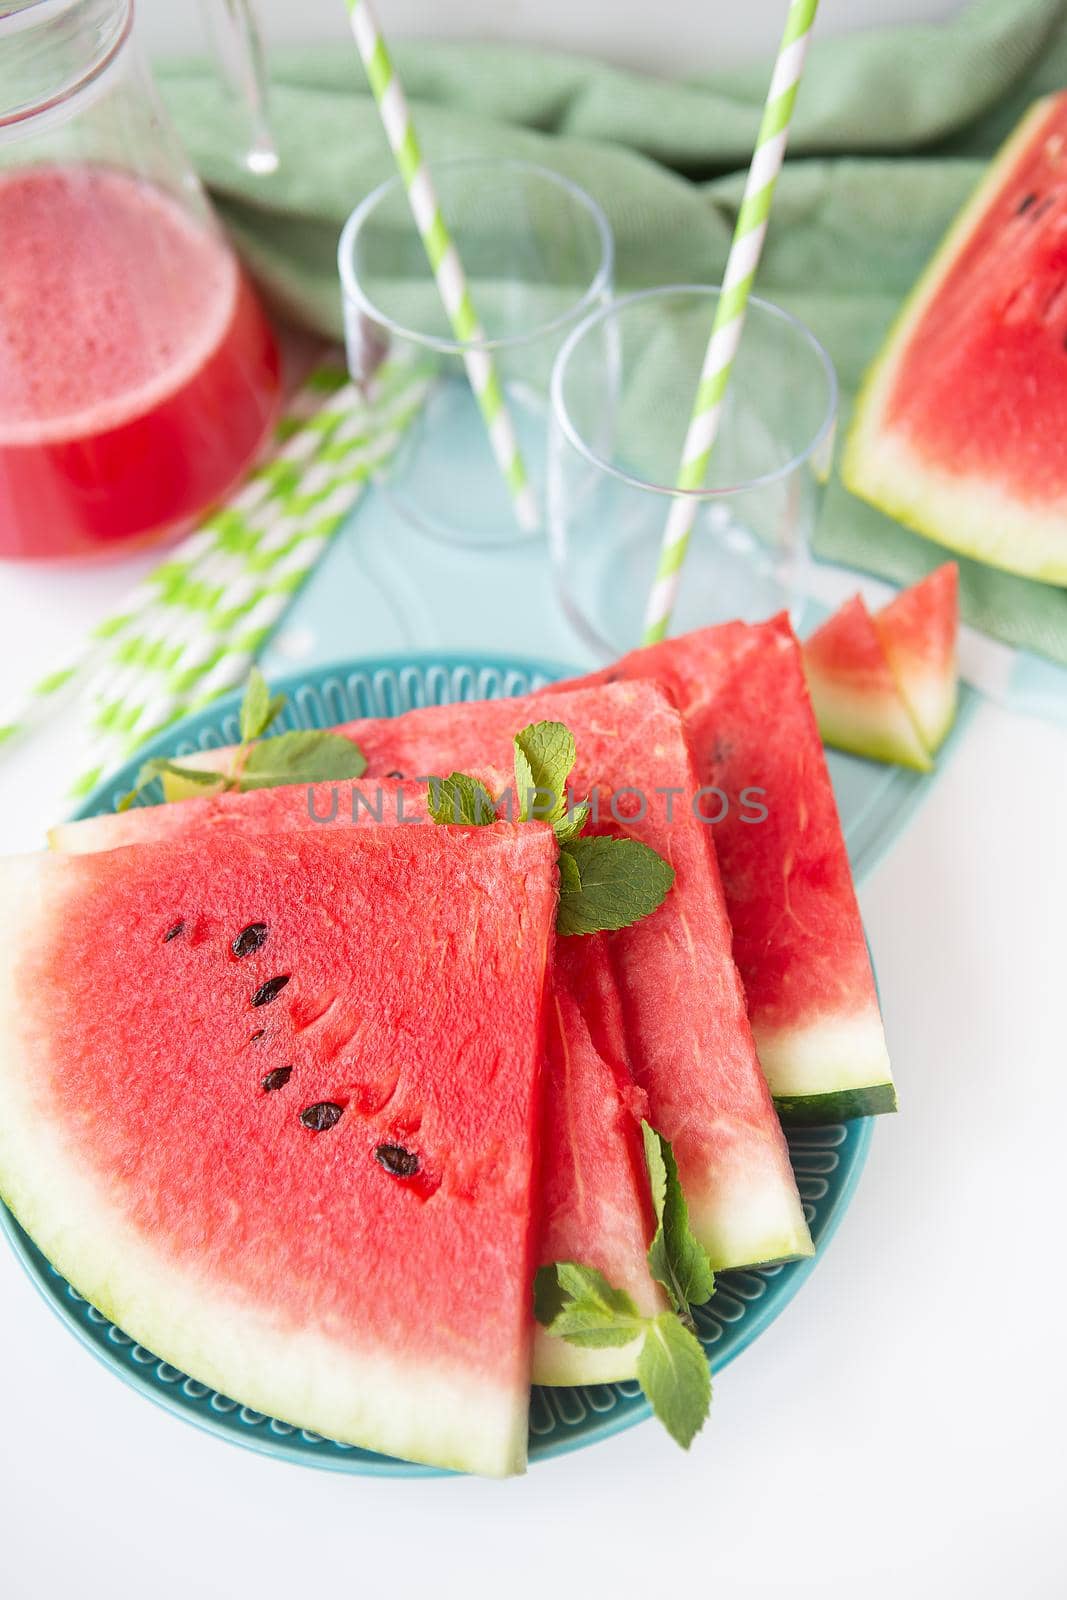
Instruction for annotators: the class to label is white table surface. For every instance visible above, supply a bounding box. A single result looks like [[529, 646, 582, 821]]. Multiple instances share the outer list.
[[0, 532, 1065, 1597]]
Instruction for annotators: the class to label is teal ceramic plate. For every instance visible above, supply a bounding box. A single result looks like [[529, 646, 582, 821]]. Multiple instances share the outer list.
[[1, 648, 937, 1477]]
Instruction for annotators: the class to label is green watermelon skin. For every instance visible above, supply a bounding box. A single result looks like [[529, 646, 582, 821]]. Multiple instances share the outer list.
[[52, 779, 668, 1385], [0, 825, 557, 1476], [332, 682, 813, 1270], [844, 93, 1067, 584], [554, 618, 895, 1125]]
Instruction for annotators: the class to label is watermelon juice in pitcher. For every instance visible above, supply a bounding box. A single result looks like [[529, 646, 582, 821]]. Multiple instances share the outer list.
[[0, 0, 282, 561]]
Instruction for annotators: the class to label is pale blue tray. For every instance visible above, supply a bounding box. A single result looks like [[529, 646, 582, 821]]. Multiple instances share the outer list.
[[0, 646, 966, 1476]]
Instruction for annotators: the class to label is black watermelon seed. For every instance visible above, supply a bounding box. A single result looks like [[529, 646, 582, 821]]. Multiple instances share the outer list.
[[375, 1143, 420, 1178], [249, 1029, 266, 1043], [232, 922, 268, 958], [251, 975, 290, 1007], [163, 921, 185, 943], [386, 770, 405, 780], [262, 1066, 293, 1093], [1017, 191, 1038, 214], [301, 1101, 344, 1132]]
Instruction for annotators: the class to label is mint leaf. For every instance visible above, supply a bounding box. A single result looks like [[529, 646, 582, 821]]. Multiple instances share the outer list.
[[117, 758, 225, 812], [556, 835, 675, 936], [642, 1123, 715, 1323], [239, 667, 285, 745], [427, 772, 498, 826], [533, 1263, 645, 1349], [552, 799, 590, 845], [239, 730, 367, 790], [513, 721, 576, 825], [636, 1313, 712, 1449]]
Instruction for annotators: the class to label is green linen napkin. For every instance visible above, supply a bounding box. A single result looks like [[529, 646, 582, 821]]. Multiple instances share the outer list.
[[158, 0, 1067, 665]]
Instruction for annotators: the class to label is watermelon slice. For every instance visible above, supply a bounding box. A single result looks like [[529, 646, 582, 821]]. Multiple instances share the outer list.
[[844, 92, 1067, 584], [874, 563, 959, 754], [140, 682, 814, 1263], [553, 618, 895, 1124], [803, 597, 933, 772], [47, 779, 431, 854], [536, 940, 665, 1384], [0, 824, 558, 1476], [52, 779, 668, 1385], [332, 681, 813, 1270]]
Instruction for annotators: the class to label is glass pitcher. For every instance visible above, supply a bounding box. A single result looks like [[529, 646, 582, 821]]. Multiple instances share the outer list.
[[0, 0, 283, 562]]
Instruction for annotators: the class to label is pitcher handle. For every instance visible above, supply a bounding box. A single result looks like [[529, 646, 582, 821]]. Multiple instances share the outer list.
[[201, 0, 278, 175]]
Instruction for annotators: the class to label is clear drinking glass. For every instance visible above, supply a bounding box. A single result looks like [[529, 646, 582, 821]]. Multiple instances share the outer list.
[[548, 286, 838, 656], [338, 157, 613, 547]]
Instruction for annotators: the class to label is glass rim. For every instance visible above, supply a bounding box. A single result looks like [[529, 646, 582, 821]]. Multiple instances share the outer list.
[[550, 283, 839, 500], [0, 0, 132, 130], [337, 156, 615, 356]]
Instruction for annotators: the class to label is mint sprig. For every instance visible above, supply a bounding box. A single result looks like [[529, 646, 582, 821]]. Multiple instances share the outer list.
[[557, 835, 674, 937], [117, 669, 367, 811], [513, 721, 576, 829], [428, 720, 675, 939], [642, 1121, 715, 1326], [534, 1127, 715, 1450], [427, 773, 498, 826], [239, 666, 287, 747]]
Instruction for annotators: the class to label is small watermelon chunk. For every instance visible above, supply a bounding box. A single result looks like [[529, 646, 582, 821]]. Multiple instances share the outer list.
[[844, 93, 1067, 584], [0, 825, 558, 1476], [803, 597, 932, 772], [554, 618, 895, 1124], [874, 563, 959, 754]]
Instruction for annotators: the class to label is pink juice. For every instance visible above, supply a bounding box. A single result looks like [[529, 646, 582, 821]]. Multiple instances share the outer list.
[[0, 164, 281, 560]]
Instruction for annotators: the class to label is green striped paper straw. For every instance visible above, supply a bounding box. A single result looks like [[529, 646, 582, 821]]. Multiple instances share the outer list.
[[0, 365, 350, 760], [343, 0, 539, 532], [641, 0, 819, 645], [72, 360, 430, 796]]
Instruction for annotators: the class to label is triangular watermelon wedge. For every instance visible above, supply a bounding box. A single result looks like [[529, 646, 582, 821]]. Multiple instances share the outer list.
[[335, 681, 813, 1272], [552, 617, 896, 1124], [0, 824, 558, 1476], [803, 597, 933, 772], [137, 684, 812, 1268], [53, 776, 669, 1386], [874, 563, 959, 754]]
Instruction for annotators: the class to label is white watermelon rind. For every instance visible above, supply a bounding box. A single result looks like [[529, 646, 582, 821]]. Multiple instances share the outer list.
[[0, 856, 528, 1478], [843, 94, 1067, 587], [803, 661, 933, 773], [756, 1007, 896, 1126]]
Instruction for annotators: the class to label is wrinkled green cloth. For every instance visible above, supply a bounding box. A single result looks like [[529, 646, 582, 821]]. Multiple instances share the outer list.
[[159, 0, 1067, 664]]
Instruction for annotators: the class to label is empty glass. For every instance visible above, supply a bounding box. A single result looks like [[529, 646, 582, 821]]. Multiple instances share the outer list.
[[339, 157, 613, 547], [548, 286, 838, 657]]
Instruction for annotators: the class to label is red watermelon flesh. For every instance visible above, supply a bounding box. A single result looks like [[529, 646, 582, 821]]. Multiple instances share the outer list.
[[0, 824, 557, 1476], [874, 563, 959, 754], [844, 93, 1067, 583], [536, 939, 664, 1384], [47, 779, 431, 855], [553, 618, 896, 1124], [331, 681, 812, 1270], [126, 679, 812, 1261], [51, 778, 667, 1384]]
